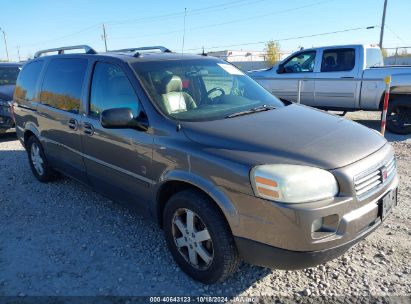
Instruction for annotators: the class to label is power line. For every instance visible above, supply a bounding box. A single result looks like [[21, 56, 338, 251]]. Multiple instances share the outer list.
[[106, 0, 268, 26], [385, 25, 407, 45], [110, 0, 335, 41], [20, 24, 100, 47], [17, 0, 270, 50], [185, 25, 378, 51], [17, 0, 335, 52]]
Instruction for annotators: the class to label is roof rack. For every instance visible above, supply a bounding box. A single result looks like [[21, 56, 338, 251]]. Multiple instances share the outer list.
[[34, 45, 97, 58], [109, 46, 171, 57]]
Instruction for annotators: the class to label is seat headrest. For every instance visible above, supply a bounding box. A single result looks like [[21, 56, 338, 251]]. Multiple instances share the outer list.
[[325, 56, 335, 66], [160, 75, 182, 94]]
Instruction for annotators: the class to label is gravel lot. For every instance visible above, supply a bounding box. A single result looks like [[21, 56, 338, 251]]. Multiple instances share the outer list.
[[0, 111, 410, 301]]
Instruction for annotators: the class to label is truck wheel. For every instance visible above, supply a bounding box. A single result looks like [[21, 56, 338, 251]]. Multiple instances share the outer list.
[[26, 136, 58, 182], [163, 189, 240, 284], [386, 99, 411, 135]]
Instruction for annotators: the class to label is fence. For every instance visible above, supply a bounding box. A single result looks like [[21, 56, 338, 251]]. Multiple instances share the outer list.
[[384, 47, 411, 65]]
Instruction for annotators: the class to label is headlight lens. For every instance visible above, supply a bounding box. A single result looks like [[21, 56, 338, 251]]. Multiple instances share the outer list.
[[250, 164, 339, 203]]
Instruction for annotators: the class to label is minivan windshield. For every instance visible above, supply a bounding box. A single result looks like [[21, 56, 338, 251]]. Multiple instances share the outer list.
[[133, 59, 284, 121]]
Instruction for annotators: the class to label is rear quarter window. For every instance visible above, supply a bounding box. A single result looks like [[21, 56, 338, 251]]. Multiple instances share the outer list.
[[39, 58, 88, 113], [14, 61, 44, 101], [366, 48, 384, 68]]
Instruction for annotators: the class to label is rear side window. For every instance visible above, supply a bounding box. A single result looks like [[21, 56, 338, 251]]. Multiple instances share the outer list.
[[89, 62, 140, 118], [40, 58, 88, 113], [321, 49, 355, 72], [14, 61, 44, 101]]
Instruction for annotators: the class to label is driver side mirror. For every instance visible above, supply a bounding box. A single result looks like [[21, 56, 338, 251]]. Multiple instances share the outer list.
[[101, 108, 149, 131], [277, 64, 285, 74]]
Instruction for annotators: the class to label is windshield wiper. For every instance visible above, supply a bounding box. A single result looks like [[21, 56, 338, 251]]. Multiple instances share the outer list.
[[225, 105, 276, 118]]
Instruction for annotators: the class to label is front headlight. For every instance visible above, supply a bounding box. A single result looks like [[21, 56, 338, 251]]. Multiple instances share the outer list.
[[250, 164, 339, 203]]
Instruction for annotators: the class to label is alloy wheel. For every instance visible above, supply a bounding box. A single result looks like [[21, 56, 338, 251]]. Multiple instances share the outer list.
[[30, 142, 44, 176], [171, 208, 214, 270]]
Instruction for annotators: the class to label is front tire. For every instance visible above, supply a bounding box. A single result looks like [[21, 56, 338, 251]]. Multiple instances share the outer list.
[[163, 189, 240, 284], [26, 136, 58, 182]]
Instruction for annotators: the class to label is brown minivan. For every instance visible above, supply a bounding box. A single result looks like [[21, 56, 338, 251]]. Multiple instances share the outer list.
[[13, 45, 398, 283]]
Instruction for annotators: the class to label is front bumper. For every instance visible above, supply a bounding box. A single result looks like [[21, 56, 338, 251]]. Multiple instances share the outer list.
[[234, 217, 378, 270], [224, 143, 398, 258]]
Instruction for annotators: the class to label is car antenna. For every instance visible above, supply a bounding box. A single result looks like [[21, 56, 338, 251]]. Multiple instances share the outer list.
[[177, 8, 187, 117], [201, 46, 207, 56], [181, 8, 187, 55]]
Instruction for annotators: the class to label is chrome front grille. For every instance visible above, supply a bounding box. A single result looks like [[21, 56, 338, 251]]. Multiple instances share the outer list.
[[354, 157, 396, 198]]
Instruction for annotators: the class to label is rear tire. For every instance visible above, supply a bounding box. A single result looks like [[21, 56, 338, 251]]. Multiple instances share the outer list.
[[26, 136, 58, 182], [386, 98, 411, 135], [163, 189, 240, 284]]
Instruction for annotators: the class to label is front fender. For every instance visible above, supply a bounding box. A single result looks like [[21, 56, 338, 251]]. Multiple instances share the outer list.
[[156, 169, 240, 228]]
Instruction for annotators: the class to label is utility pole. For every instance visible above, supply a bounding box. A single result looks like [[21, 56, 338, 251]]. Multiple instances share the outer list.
[[17, 45, 21, 62], [379, 0, 388, 48], [0, 27, 9, 61], [102, 24, 108, 52]]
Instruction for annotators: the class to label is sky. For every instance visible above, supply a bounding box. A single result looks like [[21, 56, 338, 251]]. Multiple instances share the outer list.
[[0, 0, 410, 61]]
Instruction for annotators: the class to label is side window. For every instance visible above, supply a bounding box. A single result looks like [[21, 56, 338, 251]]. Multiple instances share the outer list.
[[283, 51, 316, 73], [89, 62, 140, 118], [39, 58, 88, 114], [14, 61, 44, 101], [321, 49, 355, 72]]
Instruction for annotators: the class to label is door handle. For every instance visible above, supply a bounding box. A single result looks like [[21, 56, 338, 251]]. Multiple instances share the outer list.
[[340, 76, 354, 79], [68, 118, 78, 130], [83, 122, 94, 136]]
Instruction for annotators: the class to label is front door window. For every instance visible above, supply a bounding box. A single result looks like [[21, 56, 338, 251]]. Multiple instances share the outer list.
[[283, 51, 316, 73]]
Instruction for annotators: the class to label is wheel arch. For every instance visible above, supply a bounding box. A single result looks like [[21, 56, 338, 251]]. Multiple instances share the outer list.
[[378, 93, 411, 110], [22, 123, 41, 149], [155, 171, 239, 231]]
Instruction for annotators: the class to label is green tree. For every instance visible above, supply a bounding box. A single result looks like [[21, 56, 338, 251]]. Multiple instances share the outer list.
[[381, 48, 388, 58], [265, 40, 281, 66]]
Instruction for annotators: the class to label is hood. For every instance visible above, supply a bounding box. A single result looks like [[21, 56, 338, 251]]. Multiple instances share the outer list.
[[0, 84, 15, 101], [182, 104, 386, 170], [247, 67, 276, 78], [247, 67, 272, 74]]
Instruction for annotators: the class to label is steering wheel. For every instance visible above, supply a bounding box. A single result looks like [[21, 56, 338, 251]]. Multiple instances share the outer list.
[[292, 63, 302, 72], [207, 87, 225, 102]]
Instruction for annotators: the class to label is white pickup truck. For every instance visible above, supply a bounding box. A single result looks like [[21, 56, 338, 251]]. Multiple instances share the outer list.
[[248, 44, 411, 134]]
